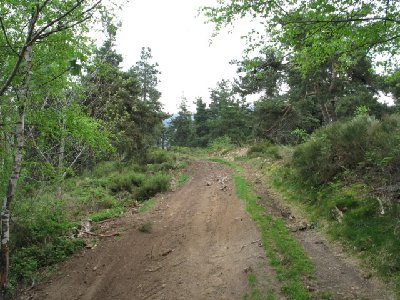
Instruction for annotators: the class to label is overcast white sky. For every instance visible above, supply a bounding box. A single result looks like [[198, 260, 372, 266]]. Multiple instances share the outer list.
[[115, 0, 250, 113]]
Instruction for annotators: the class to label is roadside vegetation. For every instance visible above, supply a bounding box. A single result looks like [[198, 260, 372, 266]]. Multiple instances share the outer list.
[[8, 149, 183, 295], [210, 158, 317, 299], [238, 112, 400, 295], [234, 173, 315, 299]]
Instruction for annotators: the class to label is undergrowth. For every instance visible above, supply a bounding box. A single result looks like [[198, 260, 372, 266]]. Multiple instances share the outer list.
[[272, 165, 400, 294], [246, 113, 400, 296], [9, 148, 182, 296]]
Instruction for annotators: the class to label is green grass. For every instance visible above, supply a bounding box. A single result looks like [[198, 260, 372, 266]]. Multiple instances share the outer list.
[[234, 174, 314, 299], [210, 158, 315, 299], [208, 157, 244, 172], [244, 273, 275, 300], [139, 198, 157, 213], [176, 173, 190, 187], [89, 207, 124, 222], [271, 165, 400, 295]]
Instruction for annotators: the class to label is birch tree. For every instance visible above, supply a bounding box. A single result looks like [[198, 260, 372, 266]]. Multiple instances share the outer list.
[[0, 1, 106, 296]]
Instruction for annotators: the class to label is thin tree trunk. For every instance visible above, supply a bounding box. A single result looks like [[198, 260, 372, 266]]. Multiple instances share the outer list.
[[0, 44, 32, 298], [57, 117, 66, 198]]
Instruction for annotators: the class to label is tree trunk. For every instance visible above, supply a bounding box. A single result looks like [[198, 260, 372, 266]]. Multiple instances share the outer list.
[[0, 44, 31, 299], [0, 106, 25, 298], [57, 117, 66, 198]]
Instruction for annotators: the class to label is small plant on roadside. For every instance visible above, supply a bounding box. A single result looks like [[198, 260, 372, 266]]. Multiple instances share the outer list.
[[138, 221, 153, 233], [208, 136, 234, 154], [176, 173, 189, 187], [135, 173, 170, 201], [138, 198, 157, 213]]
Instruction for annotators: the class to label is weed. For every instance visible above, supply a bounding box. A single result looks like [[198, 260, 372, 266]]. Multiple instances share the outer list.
[[138, 221, 153, 233], [89, 207, 123, 222], [135, 173, 170, 201], [146, 149, 176, 164], [176, 173, 189, 187], [208, 157, 244, 173], [244, 273, 275, 300], [208, 136, 235, 153], [139, 198, 157, 213], [247, 142, 282, 160], [108, 171, 145, 193]]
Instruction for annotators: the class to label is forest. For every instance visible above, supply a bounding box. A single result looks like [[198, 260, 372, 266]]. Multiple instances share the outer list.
[[1, 0, 400, 299]]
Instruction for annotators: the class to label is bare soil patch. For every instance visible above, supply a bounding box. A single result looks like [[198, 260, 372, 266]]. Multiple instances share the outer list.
[[20, 161, 276, 300]]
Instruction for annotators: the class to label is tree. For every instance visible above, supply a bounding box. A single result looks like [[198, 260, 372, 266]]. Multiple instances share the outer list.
[[169, 97, 193, 147], [208, 80, 251, 145], [0, 1, 106, 295], [202, 0, 400, 75], [193, 97, 211, 147], [132, 47, 162, 107], [232, 48, 286, 98], [83, 34, 165, 161]]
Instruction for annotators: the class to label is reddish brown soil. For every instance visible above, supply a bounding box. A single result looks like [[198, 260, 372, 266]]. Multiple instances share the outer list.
[[21, 161, 276, 300], [19, 160, 395, 300]]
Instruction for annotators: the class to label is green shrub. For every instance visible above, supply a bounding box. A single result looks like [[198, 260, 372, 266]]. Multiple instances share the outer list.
[[136, 173, 170, 201], [292, 115, 378, 185], [146, 149, 175, 164], [247, 142, 282, 160], [208, 136, 234, 153], [10, 195, 84, 289], [108, 171, 145, 193], [10, 238, 84, 288], [89, 207, 124, 222], [147, 161, 177, 172]]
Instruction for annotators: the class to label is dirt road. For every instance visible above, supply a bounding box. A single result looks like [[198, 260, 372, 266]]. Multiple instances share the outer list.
[[23, 161, 274, 300], [21, 160, 394, 300]]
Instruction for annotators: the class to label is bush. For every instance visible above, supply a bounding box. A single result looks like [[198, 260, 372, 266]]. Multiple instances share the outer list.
[[208, 136, 234, 153], [10, 195, 84, 290], [247, 142, 282, 160], [292, 115, 378, 185], [108, 171, 145, 193], [146, 149, 175, 164], [136, 173, 170, 201]]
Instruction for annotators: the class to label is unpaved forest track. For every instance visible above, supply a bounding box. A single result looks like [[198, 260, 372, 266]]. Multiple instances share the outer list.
[[20, 160, 395, 300], [22, 161, 276, 300]]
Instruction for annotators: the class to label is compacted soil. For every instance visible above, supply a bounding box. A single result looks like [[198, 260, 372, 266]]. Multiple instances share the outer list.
[[21, 161, 273, 300], [20, 160, 394, 300]]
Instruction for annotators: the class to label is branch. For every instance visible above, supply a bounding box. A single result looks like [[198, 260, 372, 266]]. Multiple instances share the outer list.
[[0, 6, 39, 97], [0, 16, 18, 56], [281, 17, 400, 26], [36, 14, 93, 40], [62, 147, 86, 178], [82, 231, 120, 238], [27, 126, 51, 164], [30, 0, 85, 42], [31, 0, 101, 43], [38, 0, 53, 12], [37, 67, 71, 89]]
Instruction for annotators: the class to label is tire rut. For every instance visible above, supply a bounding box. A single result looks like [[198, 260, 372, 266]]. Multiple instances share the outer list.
[[21, 161, 278, 300]]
